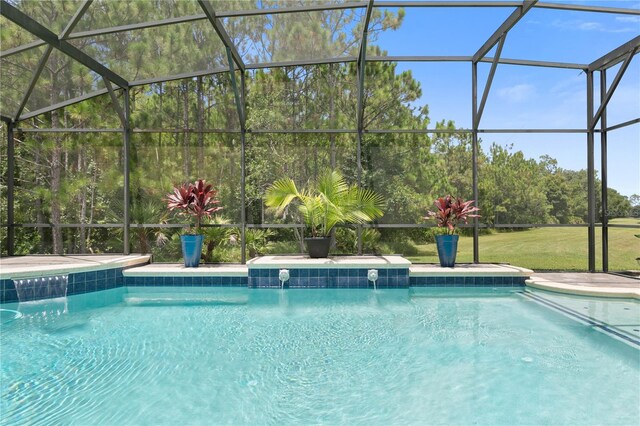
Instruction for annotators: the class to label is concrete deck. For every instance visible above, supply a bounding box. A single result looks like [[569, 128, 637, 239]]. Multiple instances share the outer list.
[[0, 255, 150, 279], [527, 273, 640, 299], [1, 255, 639, 299]]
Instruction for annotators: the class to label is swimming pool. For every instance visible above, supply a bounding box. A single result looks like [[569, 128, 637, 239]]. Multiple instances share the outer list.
[[1, 287, 638, 425]]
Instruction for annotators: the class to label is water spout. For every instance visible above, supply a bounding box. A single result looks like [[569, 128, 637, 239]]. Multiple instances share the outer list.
[[368, 269, 379, 291], [13, 275, 68, 303], [279, 269, 290, 290]]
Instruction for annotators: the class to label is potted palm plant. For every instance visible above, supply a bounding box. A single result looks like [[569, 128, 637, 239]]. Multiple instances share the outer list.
[[166, 179, 223, 267], [265, 170, 384, 258], [424, 195, 480, 267]]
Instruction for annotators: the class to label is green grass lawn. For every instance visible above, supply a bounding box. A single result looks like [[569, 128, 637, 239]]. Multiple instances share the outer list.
[[407, 218, 640, 271]]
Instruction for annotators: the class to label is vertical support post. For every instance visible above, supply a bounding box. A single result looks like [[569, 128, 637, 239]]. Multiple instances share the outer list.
[[586, 71, 596, 272], [356, 131, 363, 255], [6, 121, 15, 256], [123, 89, 131, 255], [227, 46, 247, 263], [471, 62, 479, 263], [355, 0, 373, 256], [600, 70, 608, 272], [240, 71, 247, 264]]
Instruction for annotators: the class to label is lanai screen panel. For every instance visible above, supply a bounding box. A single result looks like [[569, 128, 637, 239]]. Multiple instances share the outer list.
[[72, 0, 204, 32], [367, 6, 516, 57], [0, 45, 47, 118], [0, 16, 38, 49], [69, 20, 229, 83], [8, 0, 85, 34], [245, 65, 359, 130], [23, 49, 106, 116], [222, 7, 365, 64], [502, 7, 639, 65], [211, 0, 363, 13]]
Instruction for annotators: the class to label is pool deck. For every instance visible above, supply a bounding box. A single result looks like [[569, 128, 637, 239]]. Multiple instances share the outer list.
[[0, 255, 150, 279], [1, 255, 638, 298], [528, 273, 640, 299]]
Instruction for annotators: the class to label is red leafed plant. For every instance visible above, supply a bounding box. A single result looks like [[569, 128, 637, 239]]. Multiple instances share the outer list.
[[424, 195, 480, 235], [166, 179, 223, 233]]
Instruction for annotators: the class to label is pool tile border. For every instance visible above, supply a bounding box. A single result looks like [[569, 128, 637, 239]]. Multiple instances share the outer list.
[[248, 268, 410, 289], [410, 276, 526, 287], [2, 259, 533, 303]]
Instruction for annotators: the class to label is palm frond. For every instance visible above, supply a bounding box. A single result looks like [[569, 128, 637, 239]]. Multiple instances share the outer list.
[[264, 178, 300, 214]]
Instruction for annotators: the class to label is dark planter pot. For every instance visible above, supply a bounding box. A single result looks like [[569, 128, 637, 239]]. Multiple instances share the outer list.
[[181, 234, 204, 267], [436, 234, 459, 267], [304, 237, 331, 258]]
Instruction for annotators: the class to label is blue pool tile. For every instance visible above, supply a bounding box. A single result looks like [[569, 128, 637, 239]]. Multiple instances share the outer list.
[[289, 269, 299, 278], [328, 269, 338, 278], [96, 279, 106, 291], [336, 276, 349, 288], [3, 289, 18, 303], [75, 281, 87, 294]]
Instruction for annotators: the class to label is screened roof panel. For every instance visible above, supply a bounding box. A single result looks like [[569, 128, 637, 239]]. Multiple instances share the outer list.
[[223, 7, 365, 64], [73, 0, 204, 33], [69, 20, 229, 82], [23, 48, 106, 116], [0, 16, 39, 50], [212, 0, 363, 13], [502, 8, 640, 64], [540, 0, 639, 6], [0, 45, 47, 118], [8, 0, 85, 35], [367, 7, 516, 57]]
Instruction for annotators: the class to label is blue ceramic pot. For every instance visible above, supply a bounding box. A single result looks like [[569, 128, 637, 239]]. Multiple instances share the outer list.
[[435, 234, 459, 267], [181, 234, 204, 267]]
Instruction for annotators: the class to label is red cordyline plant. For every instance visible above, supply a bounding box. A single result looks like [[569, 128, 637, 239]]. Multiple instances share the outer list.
[[166, 179, 222, 233], [424, 195, 480, 235]]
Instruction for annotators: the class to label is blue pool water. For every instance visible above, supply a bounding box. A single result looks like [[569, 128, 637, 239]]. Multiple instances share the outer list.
[[1, 287, 638, 425]]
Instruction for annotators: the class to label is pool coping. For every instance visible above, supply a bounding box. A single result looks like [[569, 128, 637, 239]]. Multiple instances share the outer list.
[[0, 255, 151, 280], [247, 255, 412, 269], [526, 276, 640, 300]]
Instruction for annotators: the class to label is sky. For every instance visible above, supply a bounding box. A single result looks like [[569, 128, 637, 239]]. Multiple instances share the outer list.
[[372, 0, 640, 197]]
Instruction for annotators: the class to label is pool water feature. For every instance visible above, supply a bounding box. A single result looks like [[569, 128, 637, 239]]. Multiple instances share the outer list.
[[1, 287, 638, 425]]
